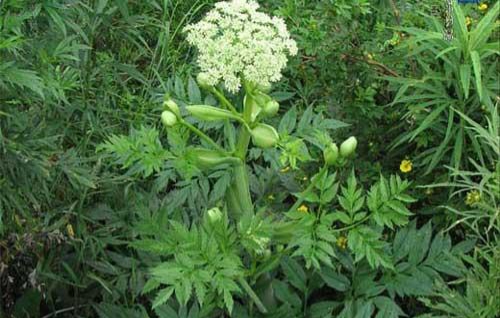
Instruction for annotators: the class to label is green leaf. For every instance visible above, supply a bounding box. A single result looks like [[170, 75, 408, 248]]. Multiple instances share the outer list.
[[408, 222, 432, 265], [308, 301, 339, 318], [470, 1, 500, 50], [373, 296, 405, 318], [279, 106, 297, 134], [319, 267, 350, 292], [470, 50, 483, 102], [410, 103, 448, 141], [459, 64, 471, 99], [152, 287, 175, 309], [187, 76, 202, 104], [348, 226, 393, 269], [281, 257, 307, 292]]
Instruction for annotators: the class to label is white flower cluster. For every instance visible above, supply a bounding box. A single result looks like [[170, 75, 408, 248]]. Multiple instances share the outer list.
[[185, 0, 298, 93]]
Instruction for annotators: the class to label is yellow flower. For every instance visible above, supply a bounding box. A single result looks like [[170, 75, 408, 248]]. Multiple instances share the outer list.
[[465, 16, 472, 27], [66, 224, 75, 238], [400, 159, 413, 173], [297, 205, 309, 213], [336, 236, 348, 250], [367, 53, 374, 60], [478, 3, 488, 11], [465, 190, 481, 206], [280, 166, 290, 173]]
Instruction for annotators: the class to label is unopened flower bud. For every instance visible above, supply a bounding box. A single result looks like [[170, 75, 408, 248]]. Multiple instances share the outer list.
[[340, 136, 358, 158], [324, 143, 339, 165], [197, 72, 213, 90], [188, 148, 240, 170], [262, 100, 279, 117], [161, 110, 177, 127], [207, 207, 223, 223], [256, 83, 271, 93], [163, 98, 180, 117], [251, 124, 279, 149]]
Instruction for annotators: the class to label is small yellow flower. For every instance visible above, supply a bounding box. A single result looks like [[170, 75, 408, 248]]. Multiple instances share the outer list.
[[302, 176, 308, 181], [478, 3, 488, 11], [367, 53, 374, 60], [66, 224, 75, 238], [336, 236, 348, 250], [400, 159, 413, 173], [465, 16, 472, 27], [280, 166, 290, 173], [297, 205, 309, 213], [465, 190, 481, 206]]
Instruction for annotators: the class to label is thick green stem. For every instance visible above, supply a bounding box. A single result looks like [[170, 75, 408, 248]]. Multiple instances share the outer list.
[[226, 91, 255, 217]]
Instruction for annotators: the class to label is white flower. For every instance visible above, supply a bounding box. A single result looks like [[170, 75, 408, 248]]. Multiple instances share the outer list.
[[184, 0, 297, 93]]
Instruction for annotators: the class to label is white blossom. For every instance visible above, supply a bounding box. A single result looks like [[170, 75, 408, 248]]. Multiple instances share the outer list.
[[184, 0, 297, 93]]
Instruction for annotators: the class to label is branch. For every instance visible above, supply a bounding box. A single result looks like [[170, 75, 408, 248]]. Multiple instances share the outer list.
[[341, 54, 400, 77]]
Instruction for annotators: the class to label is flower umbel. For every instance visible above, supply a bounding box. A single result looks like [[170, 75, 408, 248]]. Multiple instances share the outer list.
[[184, 0, 298, 93], [400, 159, 413, 173]]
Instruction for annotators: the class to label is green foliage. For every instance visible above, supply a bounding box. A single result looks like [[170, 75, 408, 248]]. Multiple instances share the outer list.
[[1, 0, 498, 317], [98, 126, 173, 178], [388, 1, 499, 176], [419, 248, 500, 318]]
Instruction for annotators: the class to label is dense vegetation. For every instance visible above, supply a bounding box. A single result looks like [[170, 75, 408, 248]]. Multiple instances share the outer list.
[[0, 0, 498, 317]]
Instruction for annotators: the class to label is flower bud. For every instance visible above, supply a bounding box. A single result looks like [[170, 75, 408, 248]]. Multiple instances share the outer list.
[[256, 82, 271, 93], [251, 124, 279, 149], [187, 148, 240, 170], [197, 73, 213, 90], [340, 136, 358, 158], [262, 100, 279, 117], [161, 110, 177, 127], [323, 143, 339, 165], [187, 105, 240, 122], [163, 98, 180, 117], [207, 207, 223, 223]]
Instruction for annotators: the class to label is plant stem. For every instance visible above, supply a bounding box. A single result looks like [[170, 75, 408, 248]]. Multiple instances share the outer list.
[[331, 215, 371, 232], [238, 277, 268, 314], [211, 87, 239, 114], [226, 89, 255, 217], [287, 165, 328, 213], [181, 120, 225, 152]]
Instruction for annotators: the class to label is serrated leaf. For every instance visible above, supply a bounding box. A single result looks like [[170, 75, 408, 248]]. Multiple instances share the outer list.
[[152, 287, 174, 309], [281, 257, 307, 292], [320, 267, 350, 292]]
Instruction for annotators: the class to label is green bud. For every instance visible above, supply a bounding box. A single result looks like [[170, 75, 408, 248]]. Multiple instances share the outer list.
[[163, 98, 180, 117], [207, 207, 223, 224], [262, 100, 279, 117], [187, 105, 241, 122], [251, 124, 279, 149], [161, 110, 177, 127], [340, 136, 358, 158], [197, 73, 213, 90], [187, 148, 240, 170], [324, 143, 339, 165], [256, 82, 271, 93]]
